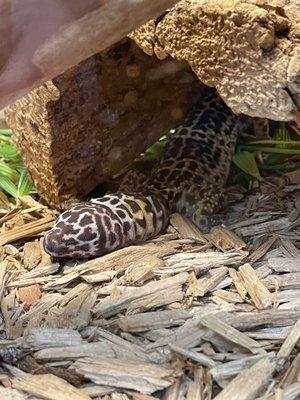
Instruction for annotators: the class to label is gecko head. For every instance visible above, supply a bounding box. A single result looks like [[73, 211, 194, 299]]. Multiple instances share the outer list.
[[44, 203, 122, 259]]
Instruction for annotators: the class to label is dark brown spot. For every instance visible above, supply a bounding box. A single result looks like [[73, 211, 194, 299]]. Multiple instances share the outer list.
[[110, 197, 119, 205], [61, 211, 71, 220], [177, 161, 185, 169], [74, 244, 90, 252], [55, 221, 66, 229], [65, 237, 79, 246], [75, 206, 96, 214], [118, 203, 133, 219], [94, 214, 108, 241], [115, 223, 122, 237], [109, 232, 116, 245], [101, 196, 112, 202], [72, 203, 91, 211], [103, 215, 112, 230], [169, 171, 178, 182], [194, 175, 203, 185], [78, 227, 97, 242], [66, 211, 82, 224], [116, 210, 126, 219], [182, 170, 193, 180], [61, 224, 81, 235], [123, 221, 131, 233], [189, 161, 198, 170], [127, 200, 140, 213], [136, 218, 146, 229], [213, 148, 221, 163], [79, 214, 94, 226], [192, 131, 206, 139], [179, 128, 188, 136], [144, 200, 152, 213], [151, 208, 157, 228]]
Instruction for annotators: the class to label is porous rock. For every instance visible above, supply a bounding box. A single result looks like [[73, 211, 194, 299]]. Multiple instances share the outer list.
[[5, 1, 300, 205], [5, 39, 201, 205], [130, 0, 300, 122], [0, 110, 8, 128]]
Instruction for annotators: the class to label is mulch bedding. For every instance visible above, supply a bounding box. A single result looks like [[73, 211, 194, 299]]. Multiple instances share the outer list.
[[0, 174, 299, 400]]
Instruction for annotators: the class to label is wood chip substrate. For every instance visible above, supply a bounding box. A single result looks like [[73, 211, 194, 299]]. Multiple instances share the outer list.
[[0, 178, 299, 399]]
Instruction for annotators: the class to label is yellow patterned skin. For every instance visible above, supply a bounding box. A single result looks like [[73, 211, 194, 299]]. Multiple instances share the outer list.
[[44, 90, 248, 259]]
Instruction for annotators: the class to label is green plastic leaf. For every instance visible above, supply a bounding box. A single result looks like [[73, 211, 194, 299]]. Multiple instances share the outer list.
[[145, 135, 168, 156], [0, 129, 13, 137], [232, 151, 262, 181], [0, 144, 19, 159], [235, 171, 253, 188], [261, 161, 300, 171], [145, 141, 167, 156], [0, 128, 36, 198], [239, 145, 300, 155], [17, 169, 35, 196], [6, 161, 23, 170], [274, 122, 290, 140], [0, 161, 20, 182], [0, 175, 19, 197], [247, 140, 300, 147]]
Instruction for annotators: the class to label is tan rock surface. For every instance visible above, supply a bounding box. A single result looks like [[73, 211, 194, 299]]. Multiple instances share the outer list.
[[4, 1, 300, 205], [130, 0, 300, 122], [5, 39, 201, 206], [0, 110, 8, 129]]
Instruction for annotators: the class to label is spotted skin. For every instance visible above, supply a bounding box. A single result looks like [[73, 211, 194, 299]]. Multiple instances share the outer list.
[[44, 90, 247, 259], [44, 193, 168, 258]]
